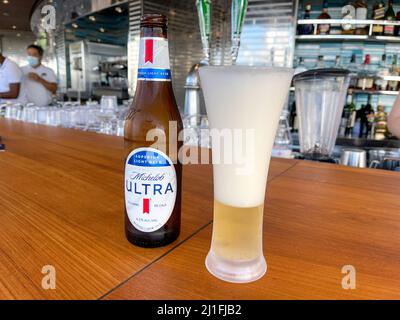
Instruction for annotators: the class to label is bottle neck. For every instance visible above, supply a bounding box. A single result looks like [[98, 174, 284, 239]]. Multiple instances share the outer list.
[[304, 6, 311, 16], [322, 1, 328, 12], [137, 26, 171, 83], [347, 94, 353, 105]]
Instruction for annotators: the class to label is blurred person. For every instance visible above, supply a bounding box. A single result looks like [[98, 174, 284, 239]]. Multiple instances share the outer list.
[[22, 45, 57, 107], [388, 95, 400, 138], [0, 51, 24, 104]]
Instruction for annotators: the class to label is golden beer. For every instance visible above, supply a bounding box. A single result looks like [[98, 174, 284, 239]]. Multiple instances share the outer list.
[[211, 201, 264, 261]]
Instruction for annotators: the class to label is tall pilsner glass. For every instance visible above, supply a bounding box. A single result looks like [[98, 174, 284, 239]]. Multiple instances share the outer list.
[[199, 66, 293, 283]]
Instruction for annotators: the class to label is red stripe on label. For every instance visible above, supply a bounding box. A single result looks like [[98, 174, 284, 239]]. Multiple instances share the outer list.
[[143, 199, 150, 214], [145, 39, 154, 64]]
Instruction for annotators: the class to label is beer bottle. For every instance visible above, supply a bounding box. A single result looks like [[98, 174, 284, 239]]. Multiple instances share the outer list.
[[124, 14, 183, 248]]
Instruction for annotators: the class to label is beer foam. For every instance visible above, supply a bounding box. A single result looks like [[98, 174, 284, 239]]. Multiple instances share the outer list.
[[200, 66, 293, 208]]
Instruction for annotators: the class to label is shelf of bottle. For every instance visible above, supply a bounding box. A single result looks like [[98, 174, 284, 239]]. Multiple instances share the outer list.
[[296, 35, 400, 42], [351, 89, 399, 96], [297, 19, 400, 41], [290, 87, 399, 96], [297, 19, 400, 26], [381, 76, 400, 81]]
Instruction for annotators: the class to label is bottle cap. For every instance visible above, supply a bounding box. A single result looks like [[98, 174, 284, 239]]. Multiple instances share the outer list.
[[141, 14, 168, 28]]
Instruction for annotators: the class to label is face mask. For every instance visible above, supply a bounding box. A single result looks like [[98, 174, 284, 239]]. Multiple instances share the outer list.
[[27, 56, 40, 67]]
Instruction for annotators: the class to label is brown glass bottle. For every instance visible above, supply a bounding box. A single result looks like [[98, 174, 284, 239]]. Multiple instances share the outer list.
[[124, 14, 183, 248]]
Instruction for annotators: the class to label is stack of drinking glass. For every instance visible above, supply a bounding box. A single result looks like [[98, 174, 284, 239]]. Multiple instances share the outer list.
[[1, 96, 212, 146], [0, 96, 130, 137]]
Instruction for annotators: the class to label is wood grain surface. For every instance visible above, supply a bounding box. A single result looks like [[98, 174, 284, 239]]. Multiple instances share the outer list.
[[0, 119, 295, 300], [105, 162, 400, 300]]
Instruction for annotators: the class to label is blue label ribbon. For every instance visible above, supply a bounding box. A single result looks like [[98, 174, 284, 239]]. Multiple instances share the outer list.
[[138, 68, 172, 80], [128, 151, 171, 167]]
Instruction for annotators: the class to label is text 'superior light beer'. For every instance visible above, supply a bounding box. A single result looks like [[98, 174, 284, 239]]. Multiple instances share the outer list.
[[124, 14, 183, 248], [199, 66, 293, 283]]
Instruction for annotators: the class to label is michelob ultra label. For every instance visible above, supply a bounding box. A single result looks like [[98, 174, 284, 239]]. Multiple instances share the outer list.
[[125, 148, 177, 233], [138, 37, 171, 81]]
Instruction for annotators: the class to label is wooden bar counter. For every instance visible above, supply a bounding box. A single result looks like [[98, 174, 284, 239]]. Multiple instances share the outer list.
[[0, 119, 399, 300]]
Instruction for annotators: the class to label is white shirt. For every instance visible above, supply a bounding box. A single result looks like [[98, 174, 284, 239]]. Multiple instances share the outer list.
[[0, 58, 24, 104], [22, 64, 57, 107]]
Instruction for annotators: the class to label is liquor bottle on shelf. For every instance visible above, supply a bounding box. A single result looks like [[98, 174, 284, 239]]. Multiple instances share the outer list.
[[355, 0, 368, 35], [383, 0, 396, 36], [334, 55, 342, 68], [359, 96, 374, 138], [289, 101, 299, 133], [348, 54, 359, 88], [343, 90, 357, 138], [316, 55, 325, 68], [367, 110, 376, 139], [298, 4, 314, 35], [372, 2, 386, 35], [339, 116, 347, 137], [388, 54, 399, 91], [374, 105, 388, 140], [342, 3, 356, 34], [353, 113, 362, 139], [294, 57, 308, 75], [357, 54, 374, 90], [317, 0, 331, 35], [375, 54, 389, 90], [396, 9, 400, 36]]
